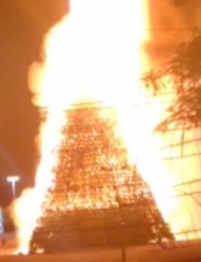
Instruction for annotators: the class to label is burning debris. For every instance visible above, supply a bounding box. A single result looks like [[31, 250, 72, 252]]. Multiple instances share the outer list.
[[29, 105, 173, 253], [12, 0, 179, 254]]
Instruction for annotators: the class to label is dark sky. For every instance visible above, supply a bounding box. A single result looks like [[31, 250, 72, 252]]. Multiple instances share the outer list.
[[0, 0, 68, 206]]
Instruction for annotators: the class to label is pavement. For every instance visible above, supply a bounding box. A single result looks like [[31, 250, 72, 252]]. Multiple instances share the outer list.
[[0, 244, 201, 262], [0, 233, 201, 262]]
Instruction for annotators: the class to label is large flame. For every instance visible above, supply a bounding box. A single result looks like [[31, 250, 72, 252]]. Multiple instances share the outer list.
[[12, 0, 200, 254]]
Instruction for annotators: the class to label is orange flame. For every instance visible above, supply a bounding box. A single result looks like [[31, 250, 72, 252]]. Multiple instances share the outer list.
[[11, 0, 194, 254], [12, 0, 173, 253]]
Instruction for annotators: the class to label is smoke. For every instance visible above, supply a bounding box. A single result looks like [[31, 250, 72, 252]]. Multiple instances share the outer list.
[[146, 0, 201, 64]]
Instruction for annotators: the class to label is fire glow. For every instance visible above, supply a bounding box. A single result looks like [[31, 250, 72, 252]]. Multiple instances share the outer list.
[[12, 0, 200, 254]]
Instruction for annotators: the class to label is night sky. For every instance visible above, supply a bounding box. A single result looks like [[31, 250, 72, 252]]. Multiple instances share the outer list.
[[0, 0, 68, 206]]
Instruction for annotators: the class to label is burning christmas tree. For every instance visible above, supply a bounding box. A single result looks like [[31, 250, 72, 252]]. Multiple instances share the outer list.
[[29, 103, 173, 253]]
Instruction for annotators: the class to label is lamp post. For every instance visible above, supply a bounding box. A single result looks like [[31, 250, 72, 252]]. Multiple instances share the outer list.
[[6, 176, 20, 200]]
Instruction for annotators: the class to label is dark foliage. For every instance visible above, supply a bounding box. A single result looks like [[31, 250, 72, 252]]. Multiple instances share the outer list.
[[143, 32, 201, 131], [2, 208, 16, 233]]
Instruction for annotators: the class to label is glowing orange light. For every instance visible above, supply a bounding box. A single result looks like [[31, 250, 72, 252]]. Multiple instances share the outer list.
[[11, 0, 187, 254]]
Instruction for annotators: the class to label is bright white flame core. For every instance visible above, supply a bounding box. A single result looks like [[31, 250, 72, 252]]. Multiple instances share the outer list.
[[31, 0, 147, 109], [13, 0, 174, 253], [12, 0, 198, 254]]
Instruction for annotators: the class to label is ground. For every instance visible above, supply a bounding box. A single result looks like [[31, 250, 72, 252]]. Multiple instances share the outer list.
[[0, 233, 201, 261], [0, 245, 201, 262]]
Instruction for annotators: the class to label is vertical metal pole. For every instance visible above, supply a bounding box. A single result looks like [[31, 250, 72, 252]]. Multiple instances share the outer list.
[[121, 245, 126, 262], [11, 181, 16, 199], [7, 176, 19, 200], [121, 222, 126, 262]]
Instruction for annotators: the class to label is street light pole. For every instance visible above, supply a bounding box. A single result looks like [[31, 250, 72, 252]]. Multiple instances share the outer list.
[[6, 176, 20, 200]]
